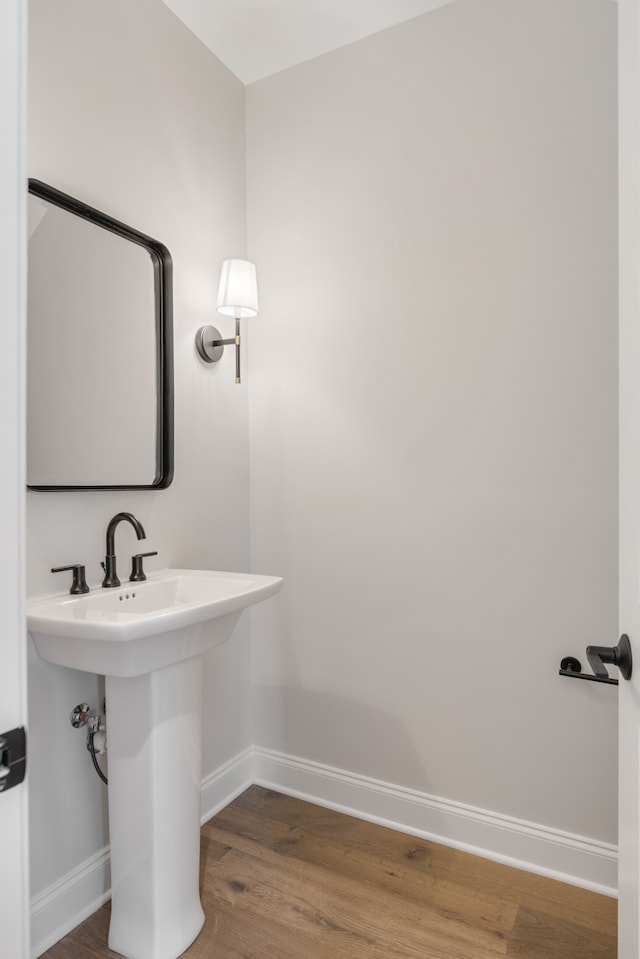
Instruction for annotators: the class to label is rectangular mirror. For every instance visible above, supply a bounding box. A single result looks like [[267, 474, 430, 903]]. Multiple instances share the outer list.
[[27, 179, 174, 490]]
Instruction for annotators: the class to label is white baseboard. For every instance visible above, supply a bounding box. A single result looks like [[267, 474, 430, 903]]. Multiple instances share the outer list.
[[31, 744, 618, 956], [30, 846, 111, 959], [253, 746, 618, 898], [200, 746, 254, 824]]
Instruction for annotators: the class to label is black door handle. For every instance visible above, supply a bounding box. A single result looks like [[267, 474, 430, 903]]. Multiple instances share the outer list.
[[559, 634, 632, 685]]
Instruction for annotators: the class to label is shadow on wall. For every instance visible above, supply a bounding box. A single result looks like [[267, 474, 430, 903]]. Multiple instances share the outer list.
[[253, 684, 460, 831], [28, 640, 110, 895], [255, 685, 426, 781]]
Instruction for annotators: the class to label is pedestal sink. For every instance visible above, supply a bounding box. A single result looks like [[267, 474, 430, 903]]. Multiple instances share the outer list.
[[27, 568, 283, 959]]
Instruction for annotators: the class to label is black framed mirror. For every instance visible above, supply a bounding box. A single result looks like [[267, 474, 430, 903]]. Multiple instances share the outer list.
[[27, 179, 173, 490]]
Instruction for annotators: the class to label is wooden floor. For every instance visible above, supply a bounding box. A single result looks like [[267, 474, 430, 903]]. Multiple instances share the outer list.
[[42, 785, 617, 959]]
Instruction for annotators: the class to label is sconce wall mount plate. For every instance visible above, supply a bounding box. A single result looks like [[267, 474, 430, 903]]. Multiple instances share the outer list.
[[195, 325, 225, 364]]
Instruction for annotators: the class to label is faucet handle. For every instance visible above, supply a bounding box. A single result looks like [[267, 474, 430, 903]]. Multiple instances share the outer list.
[[129, 551, 158, 583], [51, 564, 90, 595]]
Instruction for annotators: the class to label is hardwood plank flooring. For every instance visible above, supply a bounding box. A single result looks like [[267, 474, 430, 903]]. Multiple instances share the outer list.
[[41, 785, 617, 959]]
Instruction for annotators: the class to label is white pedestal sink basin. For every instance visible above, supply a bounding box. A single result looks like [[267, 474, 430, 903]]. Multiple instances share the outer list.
[[27, 567, 282, 676], [27, 568, 282, 959]]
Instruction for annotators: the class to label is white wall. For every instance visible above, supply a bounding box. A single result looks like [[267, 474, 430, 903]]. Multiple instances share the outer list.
[[27, 0, 252, 902], [247, 0, 618, 845]]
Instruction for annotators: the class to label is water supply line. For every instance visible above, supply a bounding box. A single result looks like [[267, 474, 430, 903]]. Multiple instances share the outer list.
[[70, 702, 108, 785]]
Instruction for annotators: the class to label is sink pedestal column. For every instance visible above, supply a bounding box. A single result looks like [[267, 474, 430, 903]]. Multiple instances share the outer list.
[[105, 656, 205, 959]]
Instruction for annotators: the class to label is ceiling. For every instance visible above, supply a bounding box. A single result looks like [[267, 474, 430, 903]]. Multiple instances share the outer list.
[[161, 0, 457, 85]]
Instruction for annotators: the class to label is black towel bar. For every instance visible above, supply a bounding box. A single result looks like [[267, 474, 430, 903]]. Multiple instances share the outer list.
[[558, 634, 632, 685]]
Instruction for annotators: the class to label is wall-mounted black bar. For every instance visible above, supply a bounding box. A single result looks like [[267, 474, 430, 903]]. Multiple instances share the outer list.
[[559, 634, 632, 685], [559, 657, 618, 684]]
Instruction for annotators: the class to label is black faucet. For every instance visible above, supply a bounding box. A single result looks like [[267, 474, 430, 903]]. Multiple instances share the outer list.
[[101, 512, 146, 588]]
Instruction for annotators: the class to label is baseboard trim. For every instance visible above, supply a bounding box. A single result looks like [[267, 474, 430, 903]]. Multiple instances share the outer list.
[[200, 746, 254, 824], [30, 846, 111, 959], [31, 744, 618, 956], [252, 746, 618, 898]]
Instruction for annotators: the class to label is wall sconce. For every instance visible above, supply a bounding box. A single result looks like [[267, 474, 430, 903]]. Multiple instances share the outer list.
[[195, 258, 258, 384]]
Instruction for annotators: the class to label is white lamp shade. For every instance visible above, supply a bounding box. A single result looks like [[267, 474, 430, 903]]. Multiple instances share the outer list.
[[216, 259, 258, 318]]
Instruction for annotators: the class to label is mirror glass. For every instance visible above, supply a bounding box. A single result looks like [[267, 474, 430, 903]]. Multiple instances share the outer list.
[[27, 179, 173, 490]]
